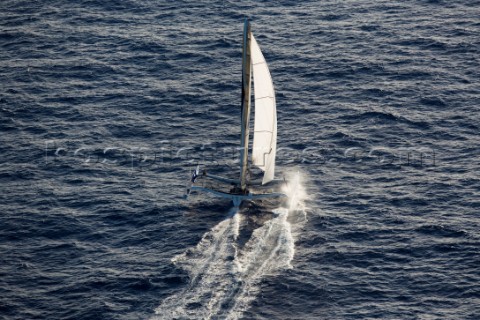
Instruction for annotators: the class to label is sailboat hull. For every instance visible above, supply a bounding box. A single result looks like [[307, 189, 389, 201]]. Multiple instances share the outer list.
[[189, 186, 286, 208]]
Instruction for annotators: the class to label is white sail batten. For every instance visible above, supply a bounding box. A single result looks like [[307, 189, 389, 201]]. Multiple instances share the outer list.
[[251, 34, 277, 185]]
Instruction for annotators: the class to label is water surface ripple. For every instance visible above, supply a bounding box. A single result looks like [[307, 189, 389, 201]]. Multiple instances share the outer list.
[[1, 0, 479, 319]]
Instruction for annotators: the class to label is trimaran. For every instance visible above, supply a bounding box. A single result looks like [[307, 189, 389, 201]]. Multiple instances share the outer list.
[[185, 19, 287, 207]]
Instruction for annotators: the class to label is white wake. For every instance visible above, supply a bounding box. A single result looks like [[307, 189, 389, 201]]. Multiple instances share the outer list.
[[153, 171, 308, 319]]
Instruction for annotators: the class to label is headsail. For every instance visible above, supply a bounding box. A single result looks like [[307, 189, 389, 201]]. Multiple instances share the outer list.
[[251, 34, 277, 185]]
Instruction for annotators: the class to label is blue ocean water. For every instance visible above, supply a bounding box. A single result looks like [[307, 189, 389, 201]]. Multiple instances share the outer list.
[[1, 0, 479, 319]]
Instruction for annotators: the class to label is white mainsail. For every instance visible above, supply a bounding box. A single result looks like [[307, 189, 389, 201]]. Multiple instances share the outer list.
[[251, 34, 277, 185]]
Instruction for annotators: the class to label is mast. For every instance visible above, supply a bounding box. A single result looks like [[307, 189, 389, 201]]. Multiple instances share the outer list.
[[239, 19, 252, 192]]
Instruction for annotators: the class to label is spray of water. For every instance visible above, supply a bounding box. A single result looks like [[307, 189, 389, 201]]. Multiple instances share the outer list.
[[282, 169, 309, 214], [153, 170, 308, 319]]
